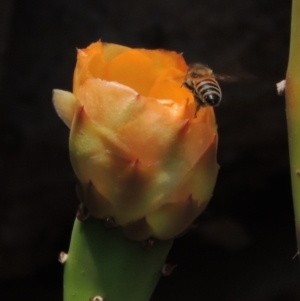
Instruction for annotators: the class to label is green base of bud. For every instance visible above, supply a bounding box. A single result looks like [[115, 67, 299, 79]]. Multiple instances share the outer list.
[[64, 218, 173, 301]]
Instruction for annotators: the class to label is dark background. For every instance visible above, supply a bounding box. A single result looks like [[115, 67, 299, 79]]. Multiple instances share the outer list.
[[0, 0, 299, 300]]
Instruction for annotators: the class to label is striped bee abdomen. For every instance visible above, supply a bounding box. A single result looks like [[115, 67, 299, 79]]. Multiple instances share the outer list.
[[195, 78, 222, 106]]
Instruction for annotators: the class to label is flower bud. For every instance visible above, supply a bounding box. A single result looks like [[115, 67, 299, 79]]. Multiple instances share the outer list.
[[53, 41, 219, 240]]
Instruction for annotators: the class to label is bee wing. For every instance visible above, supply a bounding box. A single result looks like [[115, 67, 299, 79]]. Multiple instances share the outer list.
[[214, 67, 257, 82], [214, 74, 239, 82]]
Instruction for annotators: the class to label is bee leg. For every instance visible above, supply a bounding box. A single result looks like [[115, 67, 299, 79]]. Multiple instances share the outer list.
[[194, 104, 201, 118]]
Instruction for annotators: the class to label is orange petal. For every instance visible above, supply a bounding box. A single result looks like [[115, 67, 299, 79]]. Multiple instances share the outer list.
[[138, 49, 188, 74], [102, 49, 157, 96], [102, 48, 188, 97], [148, 68, 191, 105], [77, 79, 143, 129], [73, 42, 104, 96], [73, 42, 131, 95], [102, 42, 131, 62], [117, 103, 187, 166]]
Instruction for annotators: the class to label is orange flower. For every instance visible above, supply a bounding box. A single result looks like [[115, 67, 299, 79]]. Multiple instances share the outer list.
[[53, 41, 219, 240]]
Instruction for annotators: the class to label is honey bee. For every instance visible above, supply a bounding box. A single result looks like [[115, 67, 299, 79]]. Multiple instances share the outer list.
[[182, 63, 224, 116]]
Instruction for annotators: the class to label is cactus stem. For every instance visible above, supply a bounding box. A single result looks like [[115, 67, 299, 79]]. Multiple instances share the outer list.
[[285, 0, 300, 254], [64, 218, 173, 301]]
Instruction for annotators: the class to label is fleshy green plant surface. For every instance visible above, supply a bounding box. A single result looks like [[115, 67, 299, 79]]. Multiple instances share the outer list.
[[64, 219, 172, 301], [285, 0, 300, 253]]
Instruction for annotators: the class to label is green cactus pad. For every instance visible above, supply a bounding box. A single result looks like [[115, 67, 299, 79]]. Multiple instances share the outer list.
[[64, 218, 173, 301]]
